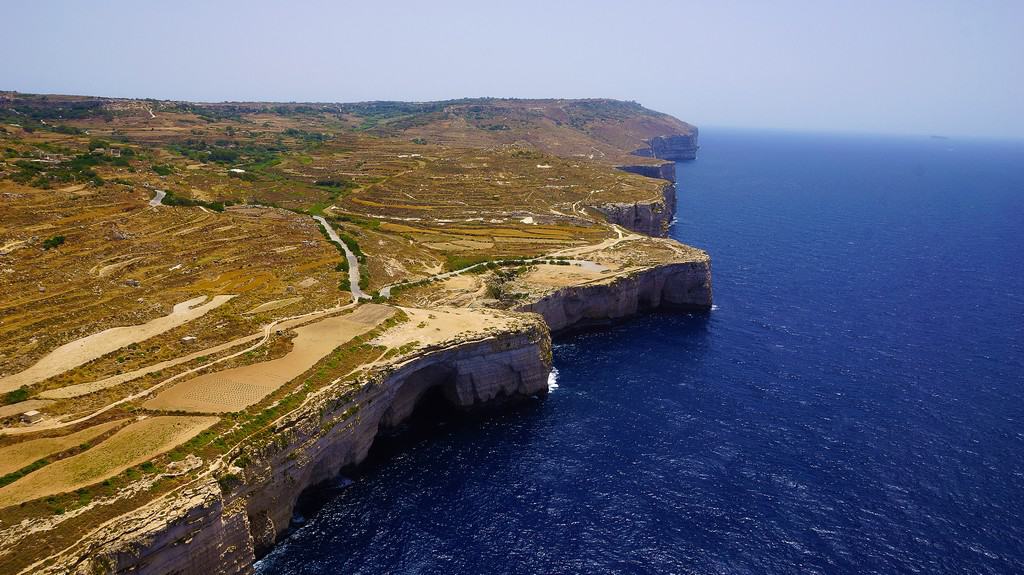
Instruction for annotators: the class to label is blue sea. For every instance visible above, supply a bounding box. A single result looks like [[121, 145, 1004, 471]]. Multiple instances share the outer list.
[[257, 130, 1024, 574]]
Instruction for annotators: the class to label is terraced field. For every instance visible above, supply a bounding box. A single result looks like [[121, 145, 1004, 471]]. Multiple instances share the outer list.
[[0, 419, 125, 476], [0, 295, 234, 393], [0, 416, 217, 509], [143, 304, 395, 412]]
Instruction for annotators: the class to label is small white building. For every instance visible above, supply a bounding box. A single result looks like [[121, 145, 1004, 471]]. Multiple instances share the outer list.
[[181, 336, 197, 344], [21, 410, 43, 424]]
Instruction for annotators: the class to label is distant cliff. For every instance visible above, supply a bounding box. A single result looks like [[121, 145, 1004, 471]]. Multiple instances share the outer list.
[[632, 130, 700, 161], [602, 129, 698, 236]]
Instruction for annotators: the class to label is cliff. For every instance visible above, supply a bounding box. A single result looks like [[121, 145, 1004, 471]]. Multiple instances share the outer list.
[[36, 319, 551, 575], [593, 182, 677, 237], [615, 161, 676, 182], [631, 130, 700, 161], [516, 257, 712, 333]]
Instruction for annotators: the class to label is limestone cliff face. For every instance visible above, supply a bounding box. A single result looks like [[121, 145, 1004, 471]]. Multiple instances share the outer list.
[[39, 322, 551, 575], [516, 257, 712, 333], [45, 482, 257, 575], [632, 130, 700, 161], [593, 182, 677, 237], [615, 161, 676, 182]]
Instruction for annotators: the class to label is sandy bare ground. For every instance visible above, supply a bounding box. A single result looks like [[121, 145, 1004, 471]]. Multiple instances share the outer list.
[[143, 304, 395, 413], [373, 306, 513, 350], [0, 295, 235, 393], [0, 416, 217, 509], [517, 263, 610, 288], [95, 256, 146, 278], [0, 400, 52, 419], [0, 240, 27, 256], [0, 419, 125, 476]]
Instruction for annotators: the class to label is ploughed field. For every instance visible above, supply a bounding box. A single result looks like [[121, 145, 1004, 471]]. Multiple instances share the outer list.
[[0, 92, 705, 572]]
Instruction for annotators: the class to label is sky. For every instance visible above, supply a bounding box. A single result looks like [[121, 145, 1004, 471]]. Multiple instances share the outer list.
[[2, 0, 1022, 138]]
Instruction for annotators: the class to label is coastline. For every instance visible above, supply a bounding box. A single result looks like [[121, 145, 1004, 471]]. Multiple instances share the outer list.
[[17, 141, 710, 575]]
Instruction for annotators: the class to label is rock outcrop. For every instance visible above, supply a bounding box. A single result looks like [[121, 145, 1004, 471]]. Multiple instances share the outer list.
[[593, 182, 677, 237], [631, 130, 700, 161], [37, 320, 551, 575], [517, 257, 712, 333]]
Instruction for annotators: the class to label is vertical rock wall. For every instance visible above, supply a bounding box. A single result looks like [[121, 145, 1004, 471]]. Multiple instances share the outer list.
[[517, 258, 713, 333], [632, 131, 700, 161], [593, 182, 677, 237]]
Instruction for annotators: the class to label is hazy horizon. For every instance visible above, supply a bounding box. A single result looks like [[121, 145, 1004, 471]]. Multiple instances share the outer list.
[[3, 0, 1021, 139]]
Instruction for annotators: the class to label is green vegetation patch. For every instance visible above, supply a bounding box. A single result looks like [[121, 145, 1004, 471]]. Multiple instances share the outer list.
[[42, 236, 66, 250], [161, 190, 230, 212]]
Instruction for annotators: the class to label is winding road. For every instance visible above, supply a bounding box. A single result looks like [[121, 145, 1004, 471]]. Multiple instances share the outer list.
[[314, 215, 369, 302]]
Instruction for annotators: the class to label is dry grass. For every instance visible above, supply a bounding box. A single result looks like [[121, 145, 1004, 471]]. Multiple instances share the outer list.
[[0, 187, 340, 387], [0, 419, 125, 475], [0, 416, 217, 508], [0, 93, 700, 549], [37, 332, 264, 400]]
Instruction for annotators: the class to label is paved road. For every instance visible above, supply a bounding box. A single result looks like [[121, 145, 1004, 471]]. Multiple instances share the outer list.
[[314, 215, 369, 301], [149, 189, 166, 207]]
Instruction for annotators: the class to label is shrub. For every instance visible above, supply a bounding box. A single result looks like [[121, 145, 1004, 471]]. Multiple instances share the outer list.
[[52, 124, 83, 135], [2, 386, 29, 405], [42, 235, 65, 250], [161, 190, 230, 212]]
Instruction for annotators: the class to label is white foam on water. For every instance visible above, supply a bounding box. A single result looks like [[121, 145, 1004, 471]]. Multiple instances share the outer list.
[[547, 367, 560, 392]]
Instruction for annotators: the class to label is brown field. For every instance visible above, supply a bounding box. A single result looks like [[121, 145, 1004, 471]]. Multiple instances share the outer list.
[[0, 416, 218, 508], [37, 332, 264, 400], [0, 419, 125, 475], [0, 173, 343, 381], [143, 304, 396, 412]]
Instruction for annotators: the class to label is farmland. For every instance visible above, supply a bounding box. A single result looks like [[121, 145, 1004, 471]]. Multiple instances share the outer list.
[[0, 416, 217, 508], [143, 304, 395, 412]]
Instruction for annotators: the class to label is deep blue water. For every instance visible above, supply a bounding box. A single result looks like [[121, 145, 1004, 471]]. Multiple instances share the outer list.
[[257, 130, 1024, 574]]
